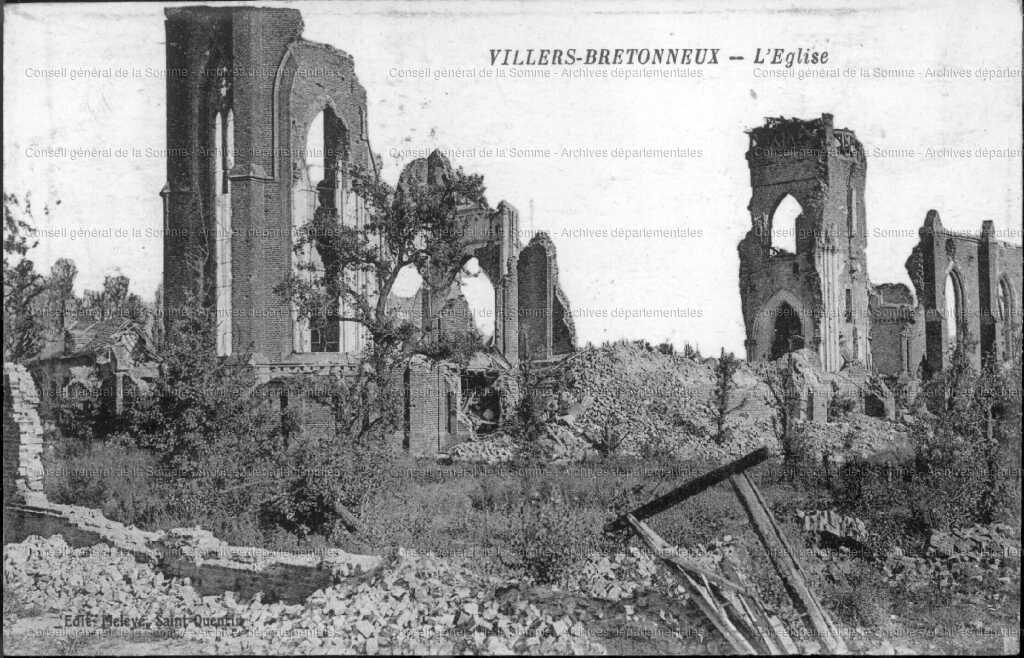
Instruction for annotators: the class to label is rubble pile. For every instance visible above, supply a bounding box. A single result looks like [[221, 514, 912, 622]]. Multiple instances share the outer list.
[[544, 343, 779, 461], [535, 422, 599, 464], [566, 547, 661, 601], [556, 344, 717, 458], [795, 415, 915, 465], [4, 536, 608, 654], [883, 523, 1021, 589], [4, 535, 210, 625], [449, 433, 517, 465]]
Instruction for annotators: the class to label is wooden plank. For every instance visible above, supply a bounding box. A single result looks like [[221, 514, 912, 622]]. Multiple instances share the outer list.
[[740, 471, 846, 648], [729, 472, 848, 654], [625, 515, 757, 655], [604, 447, 771, 533], [764, 611, 800, 654], [625, 513, 754, 596]]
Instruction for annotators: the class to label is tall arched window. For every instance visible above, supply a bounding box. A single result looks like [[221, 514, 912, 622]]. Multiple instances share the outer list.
[[771, 194, 801, 255], [458, 257, 496, 341], [945, 270, 964, 344], [293, 107, 358, 354], [214, 109, 233, 356]]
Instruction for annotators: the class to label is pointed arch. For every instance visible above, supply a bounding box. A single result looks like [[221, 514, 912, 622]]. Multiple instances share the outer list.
[[944, 268, 965, 343], [458, 257, 496, 340], [753, 289, 813, 362], [770, 193, 802, 255]]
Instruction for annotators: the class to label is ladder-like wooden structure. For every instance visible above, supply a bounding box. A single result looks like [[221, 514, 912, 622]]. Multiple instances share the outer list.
[[605, 447, 848, 655]]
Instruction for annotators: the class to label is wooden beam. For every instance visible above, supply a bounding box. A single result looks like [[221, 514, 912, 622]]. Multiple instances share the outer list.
[[604, 447, 771, 533], [730, 472, 848, 654], [625, 515, 757, 655]]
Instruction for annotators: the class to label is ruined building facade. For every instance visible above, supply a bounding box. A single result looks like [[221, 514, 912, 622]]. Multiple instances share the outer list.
[[162, 6, 376, 379], [161, 7, 574, 456], [904, 213, 1022, 374], [739, 114, 1022, 393], [738, 114, 872, 373]]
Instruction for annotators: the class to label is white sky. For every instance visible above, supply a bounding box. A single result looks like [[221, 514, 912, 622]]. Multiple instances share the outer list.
[[4, 0, 1021, 355]]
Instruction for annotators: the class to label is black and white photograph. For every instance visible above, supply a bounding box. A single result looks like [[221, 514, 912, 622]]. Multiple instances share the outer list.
[[3, 0, 1021, 654]]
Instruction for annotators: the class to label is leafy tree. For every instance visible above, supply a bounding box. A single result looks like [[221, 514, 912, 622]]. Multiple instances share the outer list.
[[3, 193, 54, 361], [275, 152, 487, 403], [48, 257, 78, 328]]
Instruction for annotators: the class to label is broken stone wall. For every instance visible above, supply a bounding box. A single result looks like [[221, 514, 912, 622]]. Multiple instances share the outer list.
[[906, 212, 1023, 374], [3, 363, 46, 505], [869, 283, 926, 380], [397, 355, 461, 457], [517, 232, 576, 361]]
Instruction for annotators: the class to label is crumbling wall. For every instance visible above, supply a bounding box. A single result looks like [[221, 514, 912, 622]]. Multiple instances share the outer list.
[[906, 212, 1022, 374], [869, 283, 926, 380], [399, 355, 461, 457], [517, 232, 576, 361], [397, 153, 522, 364], [3, 363, 46, 505]]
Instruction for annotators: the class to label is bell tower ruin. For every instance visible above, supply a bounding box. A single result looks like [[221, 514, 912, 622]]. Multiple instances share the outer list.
[[738, 114, 872, 372]]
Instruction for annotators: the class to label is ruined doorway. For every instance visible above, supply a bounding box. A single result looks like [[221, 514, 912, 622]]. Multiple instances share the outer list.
[[770, 302, 803, 359], [461, 370, 501, 434]]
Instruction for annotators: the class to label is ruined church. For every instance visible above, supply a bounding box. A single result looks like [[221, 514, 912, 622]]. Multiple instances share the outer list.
[[739, 114, 1021, 415], [160, 6, 575, 456]]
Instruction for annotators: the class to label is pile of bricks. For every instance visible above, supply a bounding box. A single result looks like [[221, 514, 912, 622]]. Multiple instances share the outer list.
[[4, 536, 607, 655]]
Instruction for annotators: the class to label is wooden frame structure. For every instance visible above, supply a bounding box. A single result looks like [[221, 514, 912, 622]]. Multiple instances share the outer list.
[[605, 447, 848, 655]]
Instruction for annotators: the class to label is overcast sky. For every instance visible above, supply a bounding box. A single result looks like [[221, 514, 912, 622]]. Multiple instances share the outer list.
[[4, 0, 1021, 354]]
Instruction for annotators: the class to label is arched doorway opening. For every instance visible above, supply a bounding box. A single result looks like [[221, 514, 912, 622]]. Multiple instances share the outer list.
[[770, 301, 804, 359]]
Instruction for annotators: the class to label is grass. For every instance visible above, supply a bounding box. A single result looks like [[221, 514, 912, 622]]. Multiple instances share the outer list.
[[34, 417, 1021, 655]]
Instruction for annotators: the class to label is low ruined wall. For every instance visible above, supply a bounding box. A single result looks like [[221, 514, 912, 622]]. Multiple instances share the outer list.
[[2, 361, 380, 603]]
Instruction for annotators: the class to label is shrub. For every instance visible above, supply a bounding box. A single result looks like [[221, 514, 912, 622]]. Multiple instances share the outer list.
[[506, 497, 592, 583], [713, 348, 739, 443]]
